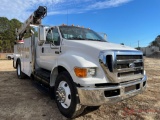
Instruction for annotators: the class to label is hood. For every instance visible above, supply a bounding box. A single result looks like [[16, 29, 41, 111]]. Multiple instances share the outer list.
[[64, 40, 137, 51], [62, 40, 140, 70]]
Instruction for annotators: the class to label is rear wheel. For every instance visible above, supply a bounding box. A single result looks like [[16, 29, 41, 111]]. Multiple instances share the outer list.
[[13, 59, 15, 68], [54, 72, 86, 118], [16, 61, 26, 79]]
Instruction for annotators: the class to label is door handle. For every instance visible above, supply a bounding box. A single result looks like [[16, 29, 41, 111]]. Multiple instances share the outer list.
[[55, 51, 59, 54], [42, 47, 44, 53]]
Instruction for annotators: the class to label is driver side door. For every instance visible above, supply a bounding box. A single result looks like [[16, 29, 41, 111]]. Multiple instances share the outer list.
[[40, 27, 61, 71]]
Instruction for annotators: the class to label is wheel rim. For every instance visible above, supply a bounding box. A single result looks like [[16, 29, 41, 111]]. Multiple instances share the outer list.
[[56, 81, 71, 109], [17, 64, 21, 76]]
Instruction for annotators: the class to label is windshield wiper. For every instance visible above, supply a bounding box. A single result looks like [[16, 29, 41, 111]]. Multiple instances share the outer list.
[[67, 37, 85, 40], [86, 38, 105, 42], [67, 37, 106, 41]]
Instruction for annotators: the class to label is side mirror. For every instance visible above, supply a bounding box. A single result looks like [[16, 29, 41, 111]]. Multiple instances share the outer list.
[[38, 25, 47, 45], [97, 32, 107, 42], [104, 33, 107, 41]]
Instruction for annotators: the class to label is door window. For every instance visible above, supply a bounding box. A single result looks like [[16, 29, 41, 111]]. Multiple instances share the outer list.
[[46, 28, 60, 45]]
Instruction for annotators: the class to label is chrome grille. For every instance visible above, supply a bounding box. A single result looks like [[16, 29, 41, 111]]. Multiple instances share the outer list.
[[116, 54, 144, 82], [117, 55, 142, 60], [99, 50, 144, 83]]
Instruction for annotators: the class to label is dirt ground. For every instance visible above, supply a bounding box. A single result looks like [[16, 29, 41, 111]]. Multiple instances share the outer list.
[[0, 58, 160, 120]]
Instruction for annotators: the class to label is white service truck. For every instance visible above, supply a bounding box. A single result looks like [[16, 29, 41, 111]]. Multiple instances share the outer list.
[[6, 54, 14, 60], [13, 6, 147, 118]]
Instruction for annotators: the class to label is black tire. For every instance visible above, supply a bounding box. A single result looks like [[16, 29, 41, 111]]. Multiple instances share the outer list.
[[16, 61, 26, 79], [54, 71, 86, 118], [49, 86, 55, 99], [8, 56, 11, 60], [13, 58, 15, 69]]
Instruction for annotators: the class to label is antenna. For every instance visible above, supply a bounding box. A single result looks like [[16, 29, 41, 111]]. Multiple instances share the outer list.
[[67, 7, 68, 25], [66, 6, 69, 39]]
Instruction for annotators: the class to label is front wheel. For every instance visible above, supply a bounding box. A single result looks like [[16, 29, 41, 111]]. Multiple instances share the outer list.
[[54, 72, 86, 118]]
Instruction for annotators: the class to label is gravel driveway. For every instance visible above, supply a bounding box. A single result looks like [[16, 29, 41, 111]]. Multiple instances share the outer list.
[[0, 58, 159, 120]]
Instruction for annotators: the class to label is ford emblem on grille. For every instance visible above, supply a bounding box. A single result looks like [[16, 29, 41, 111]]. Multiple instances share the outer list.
[[129, 63, 135, 68]]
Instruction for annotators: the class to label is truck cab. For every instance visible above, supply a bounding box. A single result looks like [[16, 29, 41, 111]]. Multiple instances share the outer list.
[[37, 25, 146, 86]]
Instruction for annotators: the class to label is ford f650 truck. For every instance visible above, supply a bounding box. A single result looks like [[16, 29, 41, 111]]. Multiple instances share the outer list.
[[13, 6, 147, 118]]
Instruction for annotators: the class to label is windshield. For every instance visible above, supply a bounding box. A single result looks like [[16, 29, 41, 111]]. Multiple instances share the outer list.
[[59, 26, 106, 42]]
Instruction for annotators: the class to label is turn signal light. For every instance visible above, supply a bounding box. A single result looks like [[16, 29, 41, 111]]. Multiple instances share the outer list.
[[74, 67, 87, 78]]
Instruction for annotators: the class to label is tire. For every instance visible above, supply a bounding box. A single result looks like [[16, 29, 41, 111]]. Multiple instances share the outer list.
[[16, 61, 26, 79], [54, 71, 86, 118], [8, 56, 11, 60], [13, 58, 15, 68], [49, 86, 55, 99]]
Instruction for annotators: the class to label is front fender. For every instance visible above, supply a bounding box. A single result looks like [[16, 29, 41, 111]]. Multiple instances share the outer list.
[[58, 51, 97, 68], [50, 52, 98, 86], [56, 51, 106, 85]]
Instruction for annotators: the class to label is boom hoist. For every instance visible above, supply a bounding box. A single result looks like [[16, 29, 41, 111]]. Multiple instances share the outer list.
[[14, 6, 47, 79], [16, 6, 47, 41]]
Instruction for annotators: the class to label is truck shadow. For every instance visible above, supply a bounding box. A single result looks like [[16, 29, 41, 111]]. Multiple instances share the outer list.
[[0, 70, 98, 119], [0, 71, 66, 120]]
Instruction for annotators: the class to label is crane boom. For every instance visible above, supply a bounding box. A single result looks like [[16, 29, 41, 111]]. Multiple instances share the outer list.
[[16, 6, 47, 40]]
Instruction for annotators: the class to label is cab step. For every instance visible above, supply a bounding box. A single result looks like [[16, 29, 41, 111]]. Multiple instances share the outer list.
[[34, 68, 50, 86]]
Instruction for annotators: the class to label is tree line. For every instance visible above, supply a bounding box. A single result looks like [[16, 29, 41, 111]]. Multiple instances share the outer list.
[[149, 35, 160, 47], [0, 17, 21, 53]]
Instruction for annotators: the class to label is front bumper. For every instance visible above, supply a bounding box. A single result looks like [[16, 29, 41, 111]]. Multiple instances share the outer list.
[[77, 75, 147, 106]]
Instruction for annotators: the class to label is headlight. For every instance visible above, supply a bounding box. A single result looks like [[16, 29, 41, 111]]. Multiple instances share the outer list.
[[88, 68, 96, 76], [74, 67, 96, 78]]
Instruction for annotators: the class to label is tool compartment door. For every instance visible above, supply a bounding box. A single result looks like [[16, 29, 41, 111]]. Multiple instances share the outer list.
[[21, 38, 32, 76]]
